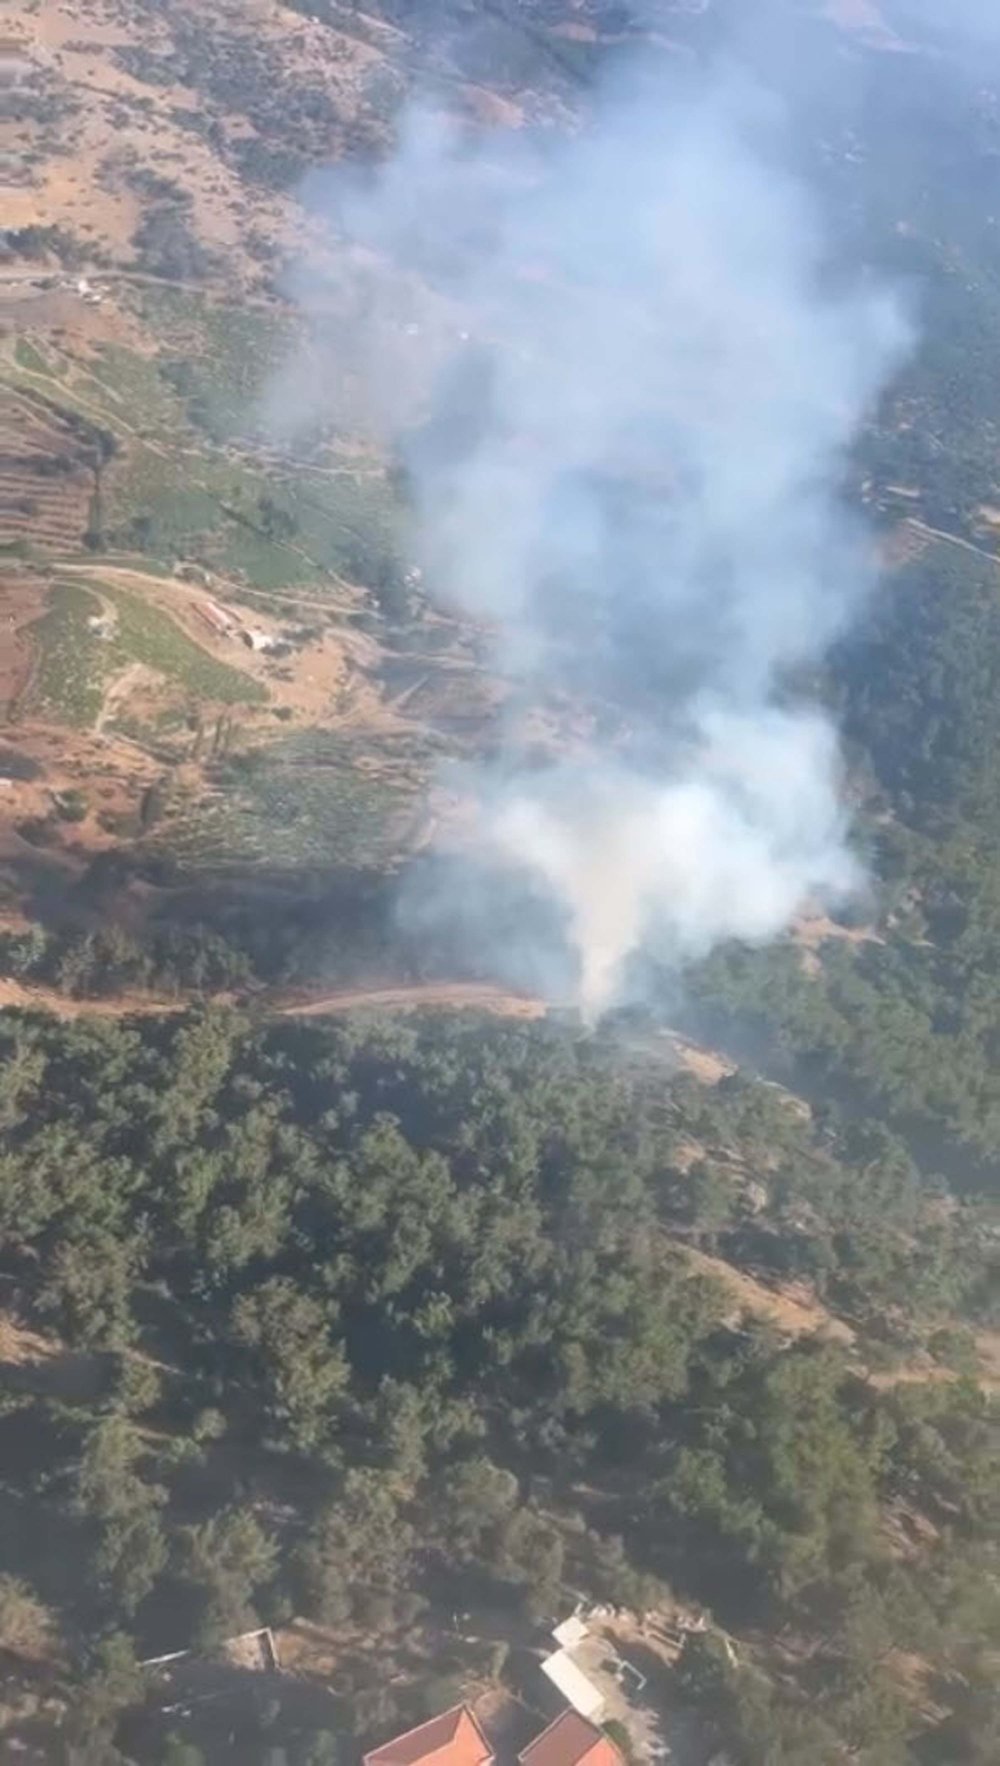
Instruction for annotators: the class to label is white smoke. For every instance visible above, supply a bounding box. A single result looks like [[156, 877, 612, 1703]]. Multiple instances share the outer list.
[[487, 708, 859, 1020], [271, 60, 910, 1015], [894, 0, 1000, 49]]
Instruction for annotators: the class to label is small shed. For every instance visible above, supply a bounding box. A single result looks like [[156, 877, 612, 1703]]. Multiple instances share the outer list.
[[552, 1615, 589, 1651]]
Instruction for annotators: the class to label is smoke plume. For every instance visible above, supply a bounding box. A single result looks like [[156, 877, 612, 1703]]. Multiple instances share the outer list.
[[271, 58, 909, 1016]]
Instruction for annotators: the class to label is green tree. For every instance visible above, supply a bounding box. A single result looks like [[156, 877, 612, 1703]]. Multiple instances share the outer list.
[[94, 1506, 168, 1614], [434, 1457, 519, 1565], [231, 1277, 348, 1452], [69, 1631, 143, 1756], [0, 1573, 55, 1658], [181, 1507, 277, 1644], [37, 1230, 139, 1347], [296, 1470, 412, 1625], [162, 1738, 207, 1766], [685, 1158, 737, 1247]]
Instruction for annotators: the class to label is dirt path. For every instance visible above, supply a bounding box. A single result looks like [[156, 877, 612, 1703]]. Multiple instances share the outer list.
[[0, 979, 189, 1019], [95, 660, 148, 735], [680, 1242, 856, 1345], [279, 981, 548, 1019], [0, 976, 548, 1023], [60, 559, 372, 653], [59, 562, 394, 657], [903, 516, 1000, 572]]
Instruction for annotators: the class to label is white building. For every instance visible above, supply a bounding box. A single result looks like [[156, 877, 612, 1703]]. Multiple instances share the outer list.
[[540, 1650, 605, 1722]]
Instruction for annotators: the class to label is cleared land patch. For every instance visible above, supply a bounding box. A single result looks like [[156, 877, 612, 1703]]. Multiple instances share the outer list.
[[149, 730, 427, 873], [18, 578, 265, 734], [20, 582, 115, 727], [94, 580, 267, 707]]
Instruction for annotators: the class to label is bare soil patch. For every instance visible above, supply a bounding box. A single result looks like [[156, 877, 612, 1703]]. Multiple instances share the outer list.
[[11, 0, 388, 283], [0, 718, 162, 862], [0, 573, 47, 714], [0, 1310, 61, 1372], [793, 908, 883, 975], [665, 1031, 736, 1085], [281, 981, 549, 1019], [680, 1243, 856, 1345], [95, 657, 155, 733], [0, 977, 188, 1019]]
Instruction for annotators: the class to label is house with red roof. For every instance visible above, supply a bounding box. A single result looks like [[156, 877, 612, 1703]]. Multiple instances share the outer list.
[[363, 1704, 494, 1766], [518, 1710, 624, 1766]]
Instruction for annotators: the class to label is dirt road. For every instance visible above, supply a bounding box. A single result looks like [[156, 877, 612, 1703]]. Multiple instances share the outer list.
[[283, 982, 547, 1018], [903, 516, 1000, 572], [0, 976, 549, 1023]]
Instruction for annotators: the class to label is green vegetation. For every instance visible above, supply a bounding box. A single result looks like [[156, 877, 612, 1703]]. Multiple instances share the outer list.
[[98, 409, 398, 592], [54, 789, 88, 823], [0, 1010, 994, 1763], [5, 305, 404, 598], [96, 583, 266, 707], [84, 343, 189, 436], [150, 734, 424, 872], [142, 287, 297, 440], [6, 341, 180, 439], [6, 8, 1000, 1764], [688, 541, 1000, 1191], [22, 582, 114, 726], [13, 337, 53, 377], [20, 579, 264, 730], [0, 920, 254, 998]]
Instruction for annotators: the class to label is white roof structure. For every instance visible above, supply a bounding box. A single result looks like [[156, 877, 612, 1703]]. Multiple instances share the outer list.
[[552, 1615, 590, 1650], [540, 1650, 605, 1721]]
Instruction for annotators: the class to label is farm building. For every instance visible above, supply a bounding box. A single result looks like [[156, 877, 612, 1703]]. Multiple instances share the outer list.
[[244, 626, 276, 652], [552, 1616, 590, 1651], [196, 599, 235, 638]]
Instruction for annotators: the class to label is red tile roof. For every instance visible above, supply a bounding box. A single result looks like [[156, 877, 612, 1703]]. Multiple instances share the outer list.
[[518, 1711, 623, 1766], [365, 1705, 494, 1766]]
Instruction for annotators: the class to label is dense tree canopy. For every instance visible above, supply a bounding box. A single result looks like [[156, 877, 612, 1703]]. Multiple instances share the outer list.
[[0, 1008, 995, 1763]]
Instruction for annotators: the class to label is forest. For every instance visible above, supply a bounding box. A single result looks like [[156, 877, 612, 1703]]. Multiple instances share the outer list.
[[687, 541, 1000, 1189], [0, 1009, 997, 1763]]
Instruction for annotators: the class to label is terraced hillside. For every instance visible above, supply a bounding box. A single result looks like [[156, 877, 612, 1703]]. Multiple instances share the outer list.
[[0, 382, 107, 552], [6, 0, 999, 910]]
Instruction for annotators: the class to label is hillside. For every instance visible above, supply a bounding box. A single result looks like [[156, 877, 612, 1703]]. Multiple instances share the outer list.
[[2, 3, 1000, 1764], [4, 0, 523, 931], [5, 0, 999, 934], [0, 1007, 997, 1766]]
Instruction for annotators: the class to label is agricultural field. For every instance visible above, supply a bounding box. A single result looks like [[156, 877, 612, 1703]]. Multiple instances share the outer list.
[[1, 0, 443, 907], [95, 583, 267, 707], [102, 448, 399, 594], [17, 582, 114, 728], [141, 729, 430, 874], [18, 578, 266, 728], [2, 221, 452, 898], [134, 285, 299, 440], [0, 384, 106, 555], [4, 307, 404, 595]]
